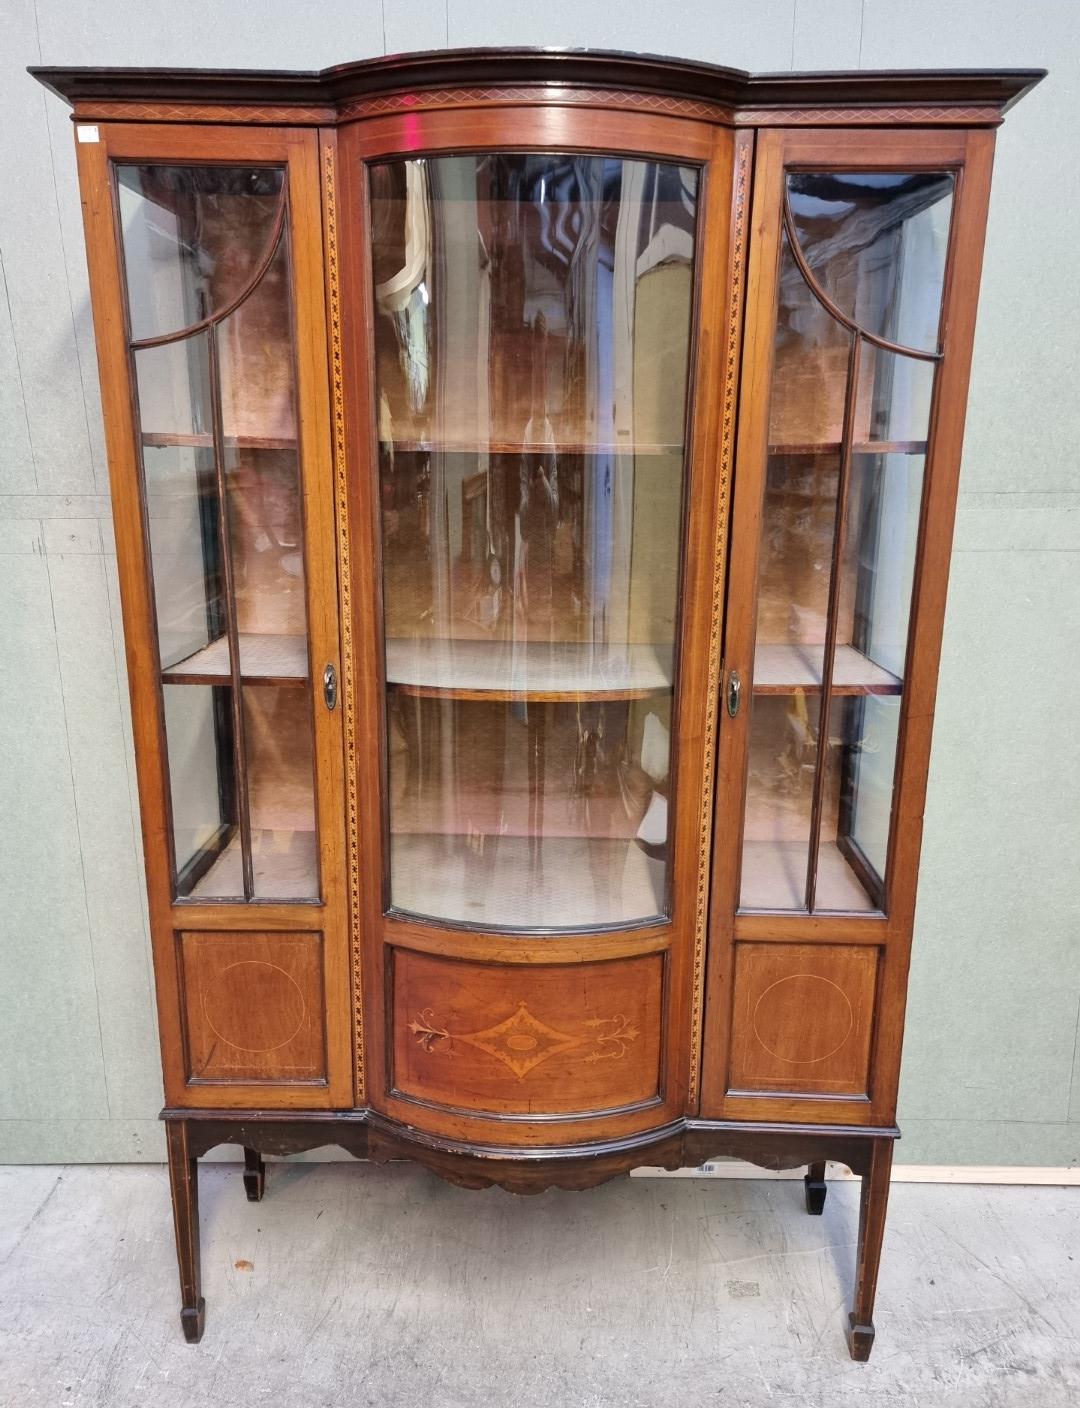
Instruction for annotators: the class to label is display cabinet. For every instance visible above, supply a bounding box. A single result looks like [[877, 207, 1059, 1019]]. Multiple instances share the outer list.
[[33, 48, 1042, 1359]]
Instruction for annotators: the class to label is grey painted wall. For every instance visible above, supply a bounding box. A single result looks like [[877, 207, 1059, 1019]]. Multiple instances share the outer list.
[[1, 0, 1077, 1167]]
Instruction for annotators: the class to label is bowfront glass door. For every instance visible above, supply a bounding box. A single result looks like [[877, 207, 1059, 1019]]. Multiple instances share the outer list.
[[369, 152, 699, 931]]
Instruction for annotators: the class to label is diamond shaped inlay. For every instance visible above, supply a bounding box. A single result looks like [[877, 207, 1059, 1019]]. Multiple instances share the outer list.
[[456, 1003, 583, 1080], [408, 1002, 641, 1081]]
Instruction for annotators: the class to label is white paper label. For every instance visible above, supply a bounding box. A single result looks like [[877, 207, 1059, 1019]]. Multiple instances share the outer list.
[[76, 125, 100, 143]]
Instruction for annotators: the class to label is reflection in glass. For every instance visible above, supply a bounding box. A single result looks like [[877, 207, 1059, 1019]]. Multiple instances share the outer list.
[[245, 687, 317, 899], [741, 170, 949, 913], [787, 171, 954, 352], [164, 684, 237, 898], [770, 234, 854, 451], [370, 153, 698, 929], [741, 693, 821, 910], [117, 165, 285, 343], [217, 235, 298, 446], [136, 337, 222, 671]]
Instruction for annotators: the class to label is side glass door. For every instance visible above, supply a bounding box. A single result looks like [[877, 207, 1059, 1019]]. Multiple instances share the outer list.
[[703, 126, 989, 1125], [117, 162, 322, 902], [80, 124, 349, 1107], [739, 163, 954, 914]]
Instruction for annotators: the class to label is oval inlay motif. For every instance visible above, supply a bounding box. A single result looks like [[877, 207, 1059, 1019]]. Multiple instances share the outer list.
[[201, 960, 307, 1054], [505, 1034, 538, 1052], [752, 974, 853, 1065]]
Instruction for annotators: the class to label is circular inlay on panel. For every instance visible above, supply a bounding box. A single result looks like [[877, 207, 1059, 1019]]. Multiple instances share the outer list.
[[201, 960, 307, 1054], [752, 974, 853, 1065]]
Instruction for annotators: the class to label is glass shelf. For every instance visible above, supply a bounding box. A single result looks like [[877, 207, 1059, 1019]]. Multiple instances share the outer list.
[[141, 430, 297, 452], [187, 828, 318, 901], [389, 833, 665, 930], [740, 839, 877, 913], [752, 643, 901, 697], [162, 632, 308, 685], [768, 439, 927, 457], [381, 435, 682, 458], [385, 638, 673, 701]]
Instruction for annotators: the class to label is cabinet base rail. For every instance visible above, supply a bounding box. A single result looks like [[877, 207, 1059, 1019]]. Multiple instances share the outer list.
[[163, 1109, 896, 1359]]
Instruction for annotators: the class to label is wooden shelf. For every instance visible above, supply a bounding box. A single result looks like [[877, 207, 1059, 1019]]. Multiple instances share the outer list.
[[163, 633, 308, 685], [389, 832, 665, 929], [385, 637, 673, 701], [740, 838, 877, 913], [141, 431, 297, 452], [187, 828, 318, 900], [752, 643, 901, 696]]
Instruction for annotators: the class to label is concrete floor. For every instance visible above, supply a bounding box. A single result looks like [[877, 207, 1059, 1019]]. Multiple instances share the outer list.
[[0, 1162, 1077, 1408]]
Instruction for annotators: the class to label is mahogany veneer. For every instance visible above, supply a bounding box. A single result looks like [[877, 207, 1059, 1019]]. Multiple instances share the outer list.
[[36, 46, 1042, 1362]]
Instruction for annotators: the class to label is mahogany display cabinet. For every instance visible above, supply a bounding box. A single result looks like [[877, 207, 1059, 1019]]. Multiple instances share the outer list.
[[32, 48, 1042, 1358]]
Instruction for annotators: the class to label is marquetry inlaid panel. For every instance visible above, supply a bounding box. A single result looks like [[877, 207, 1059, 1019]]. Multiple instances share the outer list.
[[728, 943, 879, 1097], [390, 950, 664, 1117], [178, 931, 326, 1083]]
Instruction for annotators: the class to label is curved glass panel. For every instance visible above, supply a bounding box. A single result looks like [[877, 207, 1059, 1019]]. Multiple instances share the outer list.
[[117, 165, 284, 343], [369, 153, 699, 930], [787, 171, 954, 353]]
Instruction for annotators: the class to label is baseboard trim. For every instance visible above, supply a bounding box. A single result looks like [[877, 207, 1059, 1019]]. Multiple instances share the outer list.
[[631, 1163, 1080, 1185]]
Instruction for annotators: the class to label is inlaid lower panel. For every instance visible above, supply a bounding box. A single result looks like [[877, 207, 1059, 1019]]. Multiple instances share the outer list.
[[390, 949, 664, 1117], [727, 942, 879, 1097], [178, 930, 326, 1084]]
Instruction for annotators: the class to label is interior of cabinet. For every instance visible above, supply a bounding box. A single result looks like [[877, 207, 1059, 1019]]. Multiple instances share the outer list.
[[738, 170, 950, 915], [368, 152, 697, 930], [121, 164, 319, 902]]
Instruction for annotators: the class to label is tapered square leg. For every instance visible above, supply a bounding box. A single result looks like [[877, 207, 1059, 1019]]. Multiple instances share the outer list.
[[846, 1137, 893, 1362], [243, 1146, 265, 1203], [166, 1120, 205, 1344], [804, 1161, 827, 1215]]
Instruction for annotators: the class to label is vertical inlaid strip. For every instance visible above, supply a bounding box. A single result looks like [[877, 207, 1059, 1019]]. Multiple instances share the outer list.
[[324, 144, 365, 1102], [688, 136, 751, 1105]]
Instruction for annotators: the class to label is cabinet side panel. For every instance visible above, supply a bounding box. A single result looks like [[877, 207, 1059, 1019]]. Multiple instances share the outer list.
[[75, 131, 187, 1101], [871, 128, 998, 1121]]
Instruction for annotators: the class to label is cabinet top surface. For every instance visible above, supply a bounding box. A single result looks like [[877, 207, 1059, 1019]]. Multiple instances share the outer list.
[[30, 46, 1043, 121]]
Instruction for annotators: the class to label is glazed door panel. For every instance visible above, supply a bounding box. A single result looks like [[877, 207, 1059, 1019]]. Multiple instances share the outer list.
[[76, 125, 352, 1108], [339, 110, 744, 1140], [702, 127, 997, 1125]]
